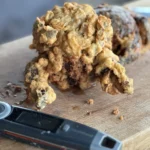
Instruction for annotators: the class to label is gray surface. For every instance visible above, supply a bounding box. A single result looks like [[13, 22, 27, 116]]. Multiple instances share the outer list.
[[0, 0, 134, 44]]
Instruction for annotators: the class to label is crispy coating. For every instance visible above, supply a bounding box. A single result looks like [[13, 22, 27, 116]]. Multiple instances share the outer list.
[[25, 2, 133, 109], [96, 5, 142, 64], [25, 57, 56, 109], [95, 48, 133, 94]]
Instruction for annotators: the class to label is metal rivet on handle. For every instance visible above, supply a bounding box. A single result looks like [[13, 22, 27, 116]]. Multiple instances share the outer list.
[[62, 124, 70, 132]]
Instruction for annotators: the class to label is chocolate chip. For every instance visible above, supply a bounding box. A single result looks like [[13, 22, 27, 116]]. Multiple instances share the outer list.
[[31, 68, 38, 77], [119, 48, 127, 56], [65, 62, 72, 72], [101, 68, 109, 75], [41, 89, 45, 95], [68, 77, 77, 86]]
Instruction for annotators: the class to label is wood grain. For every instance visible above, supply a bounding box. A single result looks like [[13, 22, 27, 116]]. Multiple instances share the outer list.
[[0, 33, 150, 150]]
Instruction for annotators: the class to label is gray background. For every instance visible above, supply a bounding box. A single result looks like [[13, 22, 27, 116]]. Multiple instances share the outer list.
[[0, 0, 134, 44]]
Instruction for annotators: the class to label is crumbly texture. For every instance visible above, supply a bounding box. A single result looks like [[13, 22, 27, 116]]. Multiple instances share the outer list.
[[96, 5, 142, 64], [25, 57, 56, 109], [25, 2, 133, 109], [95, 48, 133, 94]]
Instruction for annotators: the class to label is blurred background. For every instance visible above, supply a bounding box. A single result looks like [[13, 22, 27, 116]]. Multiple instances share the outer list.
[[0, 0, 136, 44]]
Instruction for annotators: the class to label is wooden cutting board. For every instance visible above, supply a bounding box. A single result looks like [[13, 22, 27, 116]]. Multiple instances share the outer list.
[[0, 34, 150, 150], [1, 1, 150, 149]]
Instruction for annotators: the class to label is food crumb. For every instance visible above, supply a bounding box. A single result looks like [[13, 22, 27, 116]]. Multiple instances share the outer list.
[[86, 111, 92, 116], [119, 115, 124, 121], [72, 106, 80, 110], [112, 108, 119, 115], [0, 91, 5, 98], [14, 100, 25, 105], [6, 82, 12, 87], [87, 99, 94, 105], [5, 90, 10, 96], [14, 86, 22, 93]]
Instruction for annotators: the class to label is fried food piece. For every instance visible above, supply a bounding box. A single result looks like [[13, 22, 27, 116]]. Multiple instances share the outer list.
[[95, 48, 133, 94], [25, 57, 56, 109], [25, 2, 133, 109], [96, 5, 142, 64]]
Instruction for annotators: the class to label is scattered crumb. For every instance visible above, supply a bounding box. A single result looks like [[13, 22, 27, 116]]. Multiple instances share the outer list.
[[72, 106, 80, 110], [119, 115, 124, 121], [0, 91, 5, 98], [14, 86, 22, 93], [86, 111, 92, 116], [6, 82, 12, 87], [14, 100, 25, 105], [112, 108, 119, 115], [5, 82, 23, 93], [112, 108, 124, 121], [14, 101, 21, 105], [5, 90, 10, 96], [87, 99, 94, 105], [1, 82, 26, 100]]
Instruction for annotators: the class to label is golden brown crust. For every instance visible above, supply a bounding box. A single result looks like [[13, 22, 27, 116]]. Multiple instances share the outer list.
[[25, 2, 133, 109], [95, 48, 133, 94], [25, 57, 56, 109]]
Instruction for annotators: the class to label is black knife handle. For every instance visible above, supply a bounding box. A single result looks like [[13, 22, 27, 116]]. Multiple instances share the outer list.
[[0, 101, 122, 150]]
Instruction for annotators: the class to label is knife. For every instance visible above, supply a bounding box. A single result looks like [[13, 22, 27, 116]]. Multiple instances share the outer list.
[[0, 100, 122, 150]]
